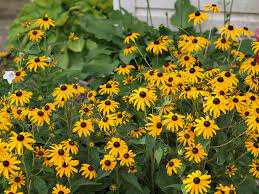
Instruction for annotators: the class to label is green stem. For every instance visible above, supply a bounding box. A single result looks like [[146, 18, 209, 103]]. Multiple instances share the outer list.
[[22, 155, 31, 194]]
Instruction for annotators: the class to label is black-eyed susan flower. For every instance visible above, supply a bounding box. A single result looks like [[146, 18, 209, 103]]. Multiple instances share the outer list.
[[124, 45, 138, 55], [61, 139, 79, 155], [9, 90, 32, 106], [28, 29, 44, 42], [227, 95, 246, 112], [188, 11, 208, 26], [48, 144, 69, 166], [79, 103, 94, 117], [55, 157, 79, 178], [219, 24, 240, 41], [73, 118, 94, 137], [97, 99, 119, 115], [178, 53, 196, 68], [100, 155, 117, 171], [214, 37, 231, 51], [8, 171, 25, 190], [177, 130, 195, 146], [128, 165, 137, 173], [34, 146, 47, 159], [105, 137, 128, 157], [118, 150, 136, 167], [35, 15, 55, 30], [185, 143, 207, 163], [245, 136, 259, 157], [225, 164, 237, 177], [249, 159, 259, 178], [145, 114, 163, 137], [86, 90, 97, 102], [21, 20, 32, 28], [98, 114, 116, 131], [52, 84, 74, 101], [99, 80, 120, 96], [0, 115, 13, 131], [68, 32, 79, 41], [162, 61, 176, 73], [80, 164, 97, 180], [194, 116, 219, 139], [240, 58, 259, 75], [26, 56, 49, 72], [130, 127, 146, 138], [166, 158, 182, 176], [52, 184, 70, 194], [151, 71, 169, 86], [203, 95, 228, 118], [239, 27, 252, 38], [114, 64, 135, 75], [28, 108, 50, 126], [163, 112, 185, 132], [183, 67, 204, 84], [246, 115, 259, 133], [4, 187, 23, 194], [129, 87, 157, 111], [146, 40, 168, 55], [0, 153, 21, 178], [224, 184, 236, 194], [123, 32, 140, 44], [8, 131, 35, 156], [204, 4, 220, 13], [14, 69, 27, 83], [252, 41, 259, 54], [115, 111, 128, 125], [183, 170, 211, 194], [180, 36, 207, 53]]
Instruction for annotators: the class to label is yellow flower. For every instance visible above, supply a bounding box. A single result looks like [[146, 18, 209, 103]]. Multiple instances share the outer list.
[[252, 41, 259, 54], [105, 137, 128, 157], [55, 157, 79, 178], [35, 14, 55, 30], [123, 32, 140, 44], [194, 116, 219, 139], [8, 131, 35, 155], [28, 108, 50, 126], [214, 37, 231, 51], [239, 27, 252, 38], [203, 95, 228, 118], [28, 29, 44, 42], [166, 158, 182, 176], [185, 143, 207, 163], [204, 4, 220, 13], [80, 164, 97, 180], [73, 118, 94, 137], [188, 11, 209, 26], [124, 45, 138, 55], [100, 155, 117, 171], [225, 164, 237, 177], [163, 112, 185, 132], [26, 56, 49, 72], [249, 160, 259, 178], [68, 32, 79, 41], [52, 184, 70, 194], [99, 80, 120, 96], [9, 90, 32, 106], [52, 84, 74, 101], [0, 153, 21, 178], [145, 114, 163, 137], [98, 114, 117, 131], [219, 24, 240, 41], [114, 64, 135, 75], [8, 171, 26, 190], [183, 170, 211, 194], [61, 139, 79, 155], [14, 69, 27, 83], [146, 40, 168, 55], [48, 144, 69, 166], [117, 150, 136, 167]]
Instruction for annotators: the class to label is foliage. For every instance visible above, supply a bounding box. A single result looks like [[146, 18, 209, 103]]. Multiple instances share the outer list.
[[0, 1, 259, 194]]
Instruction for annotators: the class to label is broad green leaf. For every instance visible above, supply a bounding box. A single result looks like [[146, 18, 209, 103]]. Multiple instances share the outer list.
[[170, 0, 196, 29], [56, 11, 69, 26], [32, 176, 48, 194], [121, 173, 143, 193], [95, 170, 112, 180], [119, 50, 135, 64], [67, 39, 85, 52], [154, 147, 163, 165], [56, 52, 69, 69]]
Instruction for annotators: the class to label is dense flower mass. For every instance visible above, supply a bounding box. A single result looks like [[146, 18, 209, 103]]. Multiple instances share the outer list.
[[0, 2, 258, 194]]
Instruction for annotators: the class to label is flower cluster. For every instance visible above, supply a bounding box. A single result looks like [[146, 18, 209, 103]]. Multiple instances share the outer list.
[[0, 3, 259, 194]]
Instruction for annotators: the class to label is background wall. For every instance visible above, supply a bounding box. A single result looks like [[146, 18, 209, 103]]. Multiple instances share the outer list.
[[115, 0, 259, 33], [0, 0, 27, 48]]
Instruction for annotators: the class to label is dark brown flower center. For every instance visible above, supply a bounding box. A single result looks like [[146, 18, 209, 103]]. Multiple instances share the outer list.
[[233, 98, 238, 103], [38, 151, 44, 156], [184, 133, 190, 139], [44, 105, 49, 110], [106, 84, 112, 88], [243, 27, 248, 30], [80, 122, 86, 128], [204, 121, 210, 127], [213, 98, 220, 104], [105, 100, 111, 105], [250, 96, 256, 101], [156, 122, 162, 128], [124, 153, 130, 158], [192, 39, 198, 43], [217, 77, 224, 82], [16, 91, 22, 97], [139, 91, 146, 98], [103, 116, 108, 122], [38, 111, 44, 116], [195, 11, 201, 16], [58, 149, 65, 155], [69, 141, 75, 145], [169, 161, 174, 167], [117, 113, 122, 118], [16, 72, 21, 76], [189, 68, 195, 73], [221, 38, 226, 43], [154, 40, 160, 45], [3, 160, 9, 167], [88, 165, 94, 171], [60, 85, 67, 91], [228, 25, 234, 30], [105, 160, 111, 166], [184, 56, 189, 61], [17, 134, 24, 141], [172, 115, 178, 121], [192, 148, 199, 154], [113, 142, 120, 148], [193, 177, 200, 184], [15, 177, 21, 182], [34, 58, 40, 62], [32, 30, 38, 35], [43, 17, 48, 21], [121, 64, 126, 68], [157, 72, 163, 77]]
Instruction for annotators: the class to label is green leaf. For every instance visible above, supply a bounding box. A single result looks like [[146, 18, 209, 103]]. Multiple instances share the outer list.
[[32, 176, 48, 194], [154, 147, 163, 165], [56, 11, 69, 26], [86, 40, 98, 50], [67, 39, 85, 52], [119, 50, 135, 64], [121, 173, 143, 193], [170, 0, 196, 29], [95, 170, 112, 180], [162, 184, 182, 190], [56, 52, 69, 69]]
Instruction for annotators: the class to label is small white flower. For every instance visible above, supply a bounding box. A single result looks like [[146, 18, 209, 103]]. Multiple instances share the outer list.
[[3, 71, 16, 84]]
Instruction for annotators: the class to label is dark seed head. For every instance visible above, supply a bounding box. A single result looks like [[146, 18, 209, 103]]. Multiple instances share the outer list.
[[58, 149, 65, 155], [154, 40, 160, 45], [105, 160, 111, 166], [184, 133, 190, 139], [32, 30, 38, 35], [193, 177, 200, 184], [212, 4, 216, 6], [62, 163, 68, 167], [34, 58, 40, 62], [157, 72, 163, 77], [156, 122, 162, 128], [204, 121, 210, 127], [192, 148, 199, 154], [14, 177, 21, 182], [217, 77, 224, 82], [245, 111, 249, 116], [149, 71, 154, 75], [60, 85, 67, 91], [168, 77, 173, 82], [256, 108, 259, 113], [42, 16, 48, 21], [229, 190, 234, 194], [103, 116, 108, 122], [172, 115, 178, 121], [38, 111, 44, 116], [113, 142, 120, 148], [124, 153, 130, 159], [106, 84, 112, 88], [16, 72, 21, 76], [195, 11, 201, 16], [17, 110, 22, 114], [225, 72, 231, 77], [169, 161, 174, 167], [192, 39, 198, 43], [189, 68, 195, 73], [254, 142, 259, 148], [256, 117, 259, 123], [117, 113, 122, 118], [139, 91, 146, 98], [184, 56, 189, 61], [228, 25, 234, 30], [58, 191, 64, 194], [3, 161, 9, 167], [233, 98, 238, 103], [80, 122, 86, 128], [213, 98, 220, 104], [105, 100, 111, 105], [221, 38, 226, 43], [16, 91, 22, 97], [17, 134, 24, 141], [219, 91, 225, 95], [44, 105, 49, 110], [69, 141, 75, 145], [243, 27, 248, 30], [250, 96, 256, 101], [121, 64, 126, 68], [38, 151, 44, 156], [88, 165, 94, 171], [84, 108, 89, 112]]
